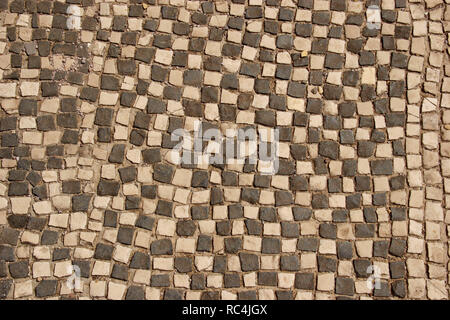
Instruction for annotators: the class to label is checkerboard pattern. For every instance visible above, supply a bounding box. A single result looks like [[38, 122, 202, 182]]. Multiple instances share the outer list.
[[0, 0, 449, 300]]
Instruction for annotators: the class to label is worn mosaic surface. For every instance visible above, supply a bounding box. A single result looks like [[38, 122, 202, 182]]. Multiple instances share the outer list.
[[0, 0, 449, 300]]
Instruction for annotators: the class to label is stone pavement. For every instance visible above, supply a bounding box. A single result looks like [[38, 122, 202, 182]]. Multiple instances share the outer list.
[[0, 0, 449, 300]]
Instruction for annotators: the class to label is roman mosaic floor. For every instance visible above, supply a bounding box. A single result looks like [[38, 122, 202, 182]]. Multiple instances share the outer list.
[[0, 0, 449, 300]]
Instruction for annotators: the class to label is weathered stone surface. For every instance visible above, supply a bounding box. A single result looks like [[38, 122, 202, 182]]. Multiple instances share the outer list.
[[0, 0, 444, 301]]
